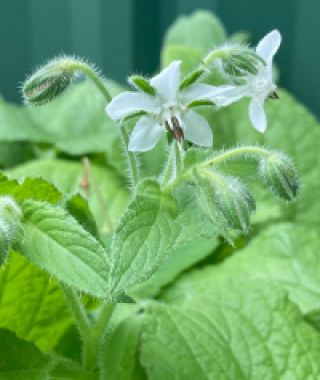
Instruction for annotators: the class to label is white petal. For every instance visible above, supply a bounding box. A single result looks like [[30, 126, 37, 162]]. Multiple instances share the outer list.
[[183, 110, 213, 147], [256, 30, 281, 63], [248, 99, 267, 132], [150, 61, 181, 101], [180, 83, 224, 104], [128, 116, 165, 152], [211, 85, 249, 107], [105, 92, 158, 120]]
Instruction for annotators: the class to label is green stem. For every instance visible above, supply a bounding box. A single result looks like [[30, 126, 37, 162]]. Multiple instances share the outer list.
[[174, 141, 183, 177], [164, 146, 271, 193], [62, 286, 91, 340], [62, 286, 116, 371], [200, 146, 270, 168], [69, 62, 112, 102], [120, 124, 139, 187], [160, 144, 175, 185]]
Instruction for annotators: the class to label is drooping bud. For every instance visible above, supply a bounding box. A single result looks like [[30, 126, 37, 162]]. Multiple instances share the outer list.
[[213, 174, 255, 233], [203, 43, 265, 81], [194, 168, 255, 235], [0, 196, 23, 266], [128, 75, 156, 96], [22, 56, 82, 105], [259, 152, 299, 201]]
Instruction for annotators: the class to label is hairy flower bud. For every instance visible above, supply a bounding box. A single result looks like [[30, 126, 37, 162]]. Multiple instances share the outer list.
[[259, 152, 299, 201], [213, 175, 256, 233], [203, 43, 265, 81], [194, 169, 255, 234], [0, 196, 23, 265], [22, 56, 84, 105]]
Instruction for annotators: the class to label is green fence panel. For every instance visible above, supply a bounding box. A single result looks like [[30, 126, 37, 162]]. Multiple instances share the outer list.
[[0, 0, 319, 117]]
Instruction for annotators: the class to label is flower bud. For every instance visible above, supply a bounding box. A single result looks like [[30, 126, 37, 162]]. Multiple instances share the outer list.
[[259, 153, 299, 201], [22, 57, 79, 105], [213, 175, 256, 233], [0, 222, 9, 266], [194, 169, 255, 234], [0, 197, 23, 266], [203, 44, 265, 81]]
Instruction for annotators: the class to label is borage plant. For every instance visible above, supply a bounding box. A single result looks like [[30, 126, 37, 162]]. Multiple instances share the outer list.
[[1, 11, 320, 380]]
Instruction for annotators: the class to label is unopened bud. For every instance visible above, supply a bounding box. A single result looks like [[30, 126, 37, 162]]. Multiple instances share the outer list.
[[195, 169, 255, 234], [0, 197, 23, 266], [259, 152, 299, 201], [129, 75, 156, 96], [203, 44, 265, 81], [213, 175, 256, 233], [22, 56, 82, 105]]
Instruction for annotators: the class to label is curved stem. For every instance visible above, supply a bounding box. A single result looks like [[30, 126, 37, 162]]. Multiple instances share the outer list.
[[200, 146, 270, 168], [161, 144, 175, 185], [62, 286, 91, 340], [69, 62, 112, 102], [164, 146, 271, 193], [120, 124, 139, 187]]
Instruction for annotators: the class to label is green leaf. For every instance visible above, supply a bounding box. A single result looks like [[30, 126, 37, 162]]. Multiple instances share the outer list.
[[141, 279, 320, 380], [0, 328, 52, 379], [109, 180, 178, 297], [10, 159, 128, 234], [66, 194, 99, 239], [163, 11, 226, 54], [0, 252, 72, 351], [0, 142, 33, 169], [27, 80, 122, 155], [101, 315, 143, 380], [0, 172, 61, 204], [162, 224, 320, 315], [161, 45, 203, 76], [19, 200, 110, 298]]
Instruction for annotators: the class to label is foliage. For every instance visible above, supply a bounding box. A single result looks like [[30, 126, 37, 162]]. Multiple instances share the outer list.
[[0, 10, 319, 380]]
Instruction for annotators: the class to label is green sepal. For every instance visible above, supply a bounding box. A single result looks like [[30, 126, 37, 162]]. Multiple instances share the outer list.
[[129, 75, 156, 96]]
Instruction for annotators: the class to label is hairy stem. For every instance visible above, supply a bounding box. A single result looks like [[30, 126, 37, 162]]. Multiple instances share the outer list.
[[62, 286, 116, 371], [164, 145, 271, 193], [120, 124, 140, 187]]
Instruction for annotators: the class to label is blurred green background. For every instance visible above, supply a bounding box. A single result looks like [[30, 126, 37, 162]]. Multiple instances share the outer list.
[[0, 0, 319, 116]]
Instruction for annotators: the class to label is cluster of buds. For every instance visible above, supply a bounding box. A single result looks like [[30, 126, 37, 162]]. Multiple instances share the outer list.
[[0, 197, 23, 266]]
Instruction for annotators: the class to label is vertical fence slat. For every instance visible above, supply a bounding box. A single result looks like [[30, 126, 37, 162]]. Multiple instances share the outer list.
[[70, 0, 103, 68], [29, 0, 72, 65], [100, 0, 134, 85], [0, 0, 32, 102], [291, 0, 320, 116]]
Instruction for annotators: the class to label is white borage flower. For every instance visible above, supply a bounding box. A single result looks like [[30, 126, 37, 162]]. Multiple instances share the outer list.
[[207, 30, 281, 133], [106, 61, 229, 152]]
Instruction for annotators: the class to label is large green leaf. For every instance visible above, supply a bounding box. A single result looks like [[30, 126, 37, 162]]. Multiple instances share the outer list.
[[161, 11, 226, 74], [109, 180, 178, 297], [141, 279, 320, 380], [163, 10, 226, 54], [10, 159, 128, 233], [0, 328, 52, 379], [19, 200, 110, 298], [162, 223, 320, 315], [0, 253, 72, 351], [27, 81, 121, 156]]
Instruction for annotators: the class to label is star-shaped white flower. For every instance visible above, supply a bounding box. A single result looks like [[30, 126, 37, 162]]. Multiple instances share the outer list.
[[206, 30, 281, 133], [106, 61, 226, 152]]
